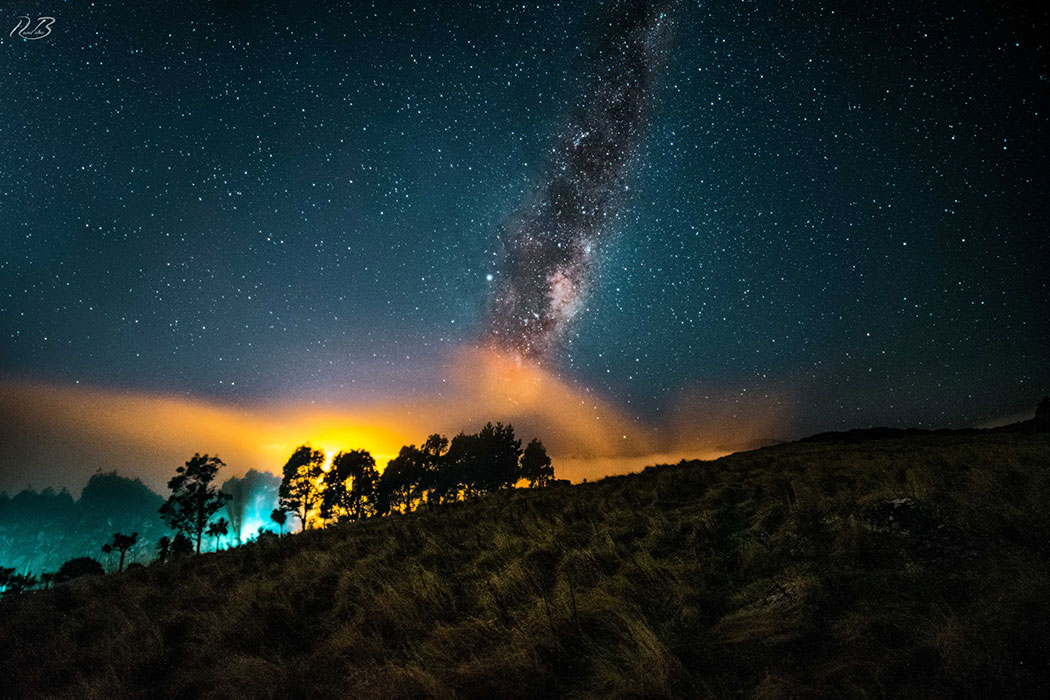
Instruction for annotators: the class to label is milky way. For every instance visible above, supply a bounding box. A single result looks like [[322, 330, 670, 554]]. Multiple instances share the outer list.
[[487, 0, 673, 359], [2, 0, 1045, 449]]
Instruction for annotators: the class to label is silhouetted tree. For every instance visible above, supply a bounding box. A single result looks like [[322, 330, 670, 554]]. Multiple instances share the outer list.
[[102, 532, 138, 572], [270, 508, 287, 536], [171, 532, 194, 556], [477, 422, 523, 491], [205, 518, 229, 551], [159, 454, 232, 554], [445, 422, 522, 497], [279, 445, 325, 530], [380, 445, 427, 514], [443, 432, 479, 499], [256, 526, 278, 541], [520, 438, 555, 487], [419, 434, 450, 505], [156, 533, 194, 561], [100, 542, 113, 569], [39, 572, 55, 590], [322, 450, 379, 522], [54, 557, 104, 584], [156, 536, 172, 563], [422, 433, 449, 457]]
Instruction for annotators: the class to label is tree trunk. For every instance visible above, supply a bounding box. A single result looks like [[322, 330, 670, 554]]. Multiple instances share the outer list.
[[118, 550, 126, 572]]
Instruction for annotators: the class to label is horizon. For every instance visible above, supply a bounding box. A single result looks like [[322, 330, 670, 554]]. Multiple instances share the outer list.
[[1, 373, 1042, 498]]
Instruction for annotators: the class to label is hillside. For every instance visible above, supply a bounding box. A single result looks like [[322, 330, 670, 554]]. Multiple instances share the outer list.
[[2, 430, 1049, 699]]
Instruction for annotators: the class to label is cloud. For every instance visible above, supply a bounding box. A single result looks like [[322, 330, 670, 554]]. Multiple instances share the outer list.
[[0, 347, 793, 494]]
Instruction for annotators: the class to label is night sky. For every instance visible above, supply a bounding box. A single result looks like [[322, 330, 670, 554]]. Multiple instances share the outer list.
[[2, 1, 1048, 492]]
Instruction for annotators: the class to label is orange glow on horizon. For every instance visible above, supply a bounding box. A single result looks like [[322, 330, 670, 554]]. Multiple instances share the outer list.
[[0, 345, 794, 493]]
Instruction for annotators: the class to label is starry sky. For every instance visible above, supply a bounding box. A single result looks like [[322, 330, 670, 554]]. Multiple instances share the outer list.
[[1, 0, 1048, 491]]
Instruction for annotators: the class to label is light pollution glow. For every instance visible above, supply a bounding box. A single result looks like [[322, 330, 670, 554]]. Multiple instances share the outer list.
[[0, 346, 793, 494]]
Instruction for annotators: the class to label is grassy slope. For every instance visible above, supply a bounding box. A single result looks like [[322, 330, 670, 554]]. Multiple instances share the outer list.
[[2, 431, 1049, 699]]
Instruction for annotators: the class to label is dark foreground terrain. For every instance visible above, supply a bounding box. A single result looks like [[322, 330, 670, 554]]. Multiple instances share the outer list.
[[2, 430, 1049, 699]]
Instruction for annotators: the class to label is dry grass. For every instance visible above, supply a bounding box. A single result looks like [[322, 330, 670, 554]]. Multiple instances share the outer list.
[[1, 431, 1049, 698]]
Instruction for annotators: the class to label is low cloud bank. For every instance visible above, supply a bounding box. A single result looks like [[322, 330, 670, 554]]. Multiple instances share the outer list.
[[0, 347, 794, 493]]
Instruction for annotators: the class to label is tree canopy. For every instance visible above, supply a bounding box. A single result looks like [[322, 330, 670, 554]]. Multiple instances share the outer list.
[[520, 438, 554, 488], [159, 454, 232, 554], [54, 557, 104, 584], [205, 518, 229, 550], [278, 446, 325, 530], [321, 450, 379, 523], [270, 508, 287, 535], [275, 423, 554, 528], [101, 532, 138, 572], [443, 422, 523, 498]]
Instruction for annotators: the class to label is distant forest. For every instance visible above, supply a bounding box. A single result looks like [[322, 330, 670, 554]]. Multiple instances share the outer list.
[[0, 422, 556, 592], [0, 469, 281, 576]]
